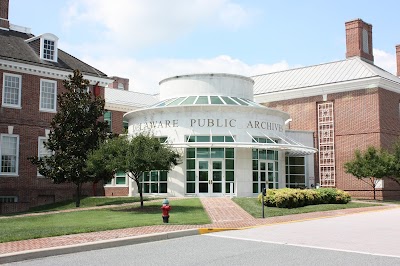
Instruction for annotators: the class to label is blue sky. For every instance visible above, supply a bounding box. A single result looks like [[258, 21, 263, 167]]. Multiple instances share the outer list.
[[8, 0, 400, 93]]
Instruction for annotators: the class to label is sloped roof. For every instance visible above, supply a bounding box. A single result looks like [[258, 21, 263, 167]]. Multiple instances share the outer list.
[[252, 57, 400, 96], [105, 88, 158, 109], [0, 29, 108, 78]]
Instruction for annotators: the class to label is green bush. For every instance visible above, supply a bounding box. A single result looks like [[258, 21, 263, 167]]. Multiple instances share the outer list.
[[258, 188, 351, 208]]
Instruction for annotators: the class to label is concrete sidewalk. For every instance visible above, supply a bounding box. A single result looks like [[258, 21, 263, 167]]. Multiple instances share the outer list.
[[0, 198, 398, 264]]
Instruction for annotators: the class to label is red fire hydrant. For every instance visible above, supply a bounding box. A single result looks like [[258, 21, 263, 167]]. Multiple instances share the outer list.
[[161, 198, 171, 223]]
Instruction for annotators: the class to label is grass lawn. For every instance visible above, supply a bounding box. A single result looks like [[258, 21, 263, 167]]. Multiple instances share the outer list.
[[0, 198, 210, 243], [25, 197, 151, 213], [233, 198, 382, 218]]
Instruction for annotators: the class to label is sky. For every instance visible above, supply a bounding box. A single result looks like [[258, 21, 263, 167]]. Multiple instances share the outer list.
[[8, 0, 400, 94]]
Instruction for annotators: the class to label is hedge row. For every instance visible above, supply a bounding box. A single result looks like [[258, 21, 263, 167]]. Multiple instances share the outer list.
[[258, 188, 351, 208]]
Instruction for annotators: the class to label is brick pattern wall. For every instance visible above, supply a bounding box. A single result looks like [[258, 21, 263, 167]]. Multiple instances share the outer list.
[[345, 19, 374, 62], [0, 69, 108, 212], [0, 0, 9, 29], [396, 45, 400, 77], [111, 110, 125, 134], [262, 88, 400, 199], [105, 187, 129, 196]]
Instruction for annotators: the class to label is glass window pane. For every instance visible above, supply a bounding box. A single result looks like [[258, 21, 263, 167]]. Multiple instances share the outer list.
[[267, 150, 275, 160], [186, 148, 195, 158], [289, 157, 305, 165], [199, 171, 208, 181], [225, 183, 234, 193], [268, 162, 273, 171], [151, 171, 158, 181], [195, 96, 209, 104], [252, 160, 258, 170], [197, 148, 210, 158], [181, 96, 197, 105], [253, 171, 258, 181], [197, 136, 210, 142], [186, 171, 195, 181], [159, 183, 167, 193], [213, 183, 222, 193], [116, 176, 126, 184], [199, 183, 208, 193], [144, 183, 150, 193], [187, 159, 195, 169], [160, 171, 167, 181], [167, 97, 185, 106], [259, 138, 266, 143], [252, 149, 258, 159], [252, 183, 258, 193], [151, 183, 158, 193], [268, 172, 274, 182], [211, 148, 224, 158], [199, 161, 208, 170], [290, 166, 305, 174], [275, 151, 279, 160], [231, 97, 248, 105], [187, 136, 195, 142], [225, 148, 234, 158], [259, 150, 266, 160], [212, 136, 224, 142], [226, 159, 234, 170], [221, 96, 238, 105], [210, 96, 223, 104], [143, 172, 150, 181], [225, 136, 234, 142], [186, 183, 195, 193], [213, 161, 222, 170], [226, 171, 234, 181], [260, 162, 266, 171], [260, 172, 266, 181]]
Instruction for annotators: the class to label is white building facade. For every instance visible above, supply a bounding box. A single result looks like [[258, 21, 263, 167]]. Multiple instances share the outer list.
[[124, 74, 316, 197]]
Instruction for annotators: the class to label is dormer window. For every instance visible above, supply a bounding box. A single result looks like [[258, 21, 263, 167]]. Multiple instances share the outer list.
[[43, 39, 55, 60], [25, 33, 59, 62]]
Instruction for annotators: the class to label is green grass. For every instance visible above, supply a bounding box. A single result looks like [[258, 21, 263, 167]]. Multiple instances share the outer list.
[[24, 197, 151, 213], [0, 198, 210, 243], [233, 198, 382, 218]]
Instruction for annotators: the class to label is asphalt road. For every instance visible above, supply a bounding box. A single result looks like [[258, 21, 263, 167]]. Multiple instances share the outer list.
[[7, 208, 400, 266]]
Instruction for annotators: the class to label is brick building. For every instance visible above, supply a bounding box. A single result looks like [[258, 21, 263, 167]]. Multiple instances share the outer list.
[[0, 0, 119, 213], [253, 19, 400, 199]]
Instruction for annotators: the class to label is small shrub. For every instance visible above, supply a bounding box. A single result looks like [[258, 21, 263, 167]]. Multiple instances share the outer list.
[[258, 188, 351, 208]]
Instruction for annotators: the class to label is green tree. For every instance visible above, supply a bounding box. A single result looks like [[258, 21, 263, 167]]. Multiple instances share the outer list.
[[344, 146, 391, 200], [387, 140, 400, 187], [104, 134, 181, 208], [29, 70, 109, 207]]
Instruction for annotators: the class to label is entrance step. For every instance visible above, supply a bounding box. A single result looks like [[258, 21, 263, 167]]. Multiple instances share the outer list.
[[200, 198, 255, 223]]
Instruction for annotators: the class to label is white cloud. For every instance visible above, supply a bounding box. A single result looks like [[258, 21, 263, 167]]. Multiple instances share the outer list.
[[63, 0, 257, 51], [373, 48, 397, 74], [82, 55, 290, 94]]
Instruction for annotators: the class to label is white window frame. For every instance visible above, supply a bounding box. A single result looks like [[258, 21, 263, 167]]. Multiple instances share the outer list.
[[39, 33, 58, 62], [0, 134, 19, 176], [2, 73, 22, 109], [37, 136, 52, 177], [39, 79, 57, 112]]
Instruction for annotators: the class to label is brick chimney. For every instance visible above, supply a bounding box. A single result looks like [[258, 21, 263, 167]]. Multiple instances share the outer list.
[[396, 45, 400, 77], [345, 19, 374, 63], [0, 0, 9, 30]]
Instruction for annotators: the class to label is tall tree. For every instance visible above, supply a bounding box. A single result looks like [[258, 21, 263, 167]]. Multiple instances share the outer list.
[[344, 146, 390, 199], [103, 134, 181, 208], [387, 140, 400, 187], [29, 70, 109, 207]]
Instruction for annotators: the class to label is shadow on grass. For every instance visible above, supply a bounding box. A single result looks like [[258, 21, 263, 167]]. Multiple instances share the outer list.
[[111, 205, 205, 214]]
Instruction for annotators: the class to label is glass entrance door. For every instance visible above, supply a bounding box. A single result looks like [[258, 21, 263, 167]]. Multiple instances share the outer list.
[[198, 159, 224, 195]]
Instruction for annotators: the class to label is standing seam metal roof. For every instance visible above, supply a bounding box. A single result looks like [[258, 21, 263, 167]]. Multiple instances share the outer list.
[[252, 57, 400, 95]]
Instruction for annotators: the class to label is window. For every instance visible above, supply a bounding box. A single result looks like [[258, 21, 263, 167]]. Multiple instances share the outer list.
[[286, 157, 306, 188], [117, 83, 124, 90], [0, 196, 18, 203], [115, 171, 127, 185], [0, 134, 19, 175], [43, 39, 55, 60], [2, 73, 22, 108], [38, 137, 52, 176], [362, 28, 369, 53], [104, 111, 112, 132], [140, 171, 168, 193], [40, 79, 57, 112]]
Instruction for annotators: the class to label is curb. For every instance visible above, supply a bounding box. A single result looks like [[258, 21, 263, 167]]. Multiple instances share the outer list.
[[0, 229, 200, 264]]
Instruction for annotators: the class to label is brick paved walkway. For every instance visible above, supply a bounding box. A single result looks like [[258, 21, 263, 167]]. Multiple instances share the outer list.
[[0, 198, 397, 255]]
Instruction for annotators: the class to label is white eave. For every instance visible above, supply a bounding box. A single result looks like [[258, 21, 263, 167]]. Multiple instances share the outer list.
[[0, 58, 113, 86]]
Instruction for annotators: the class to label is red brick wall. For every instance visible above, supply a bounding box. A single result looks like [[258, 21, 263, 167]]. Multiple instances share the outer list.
[[111, 110, 125, 134], [345, 19, 374, 62], [0, 69, 107, 211], [262, 87, 400, 199], [0, 0, 9, 29], [105, 187, 129, 196]]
